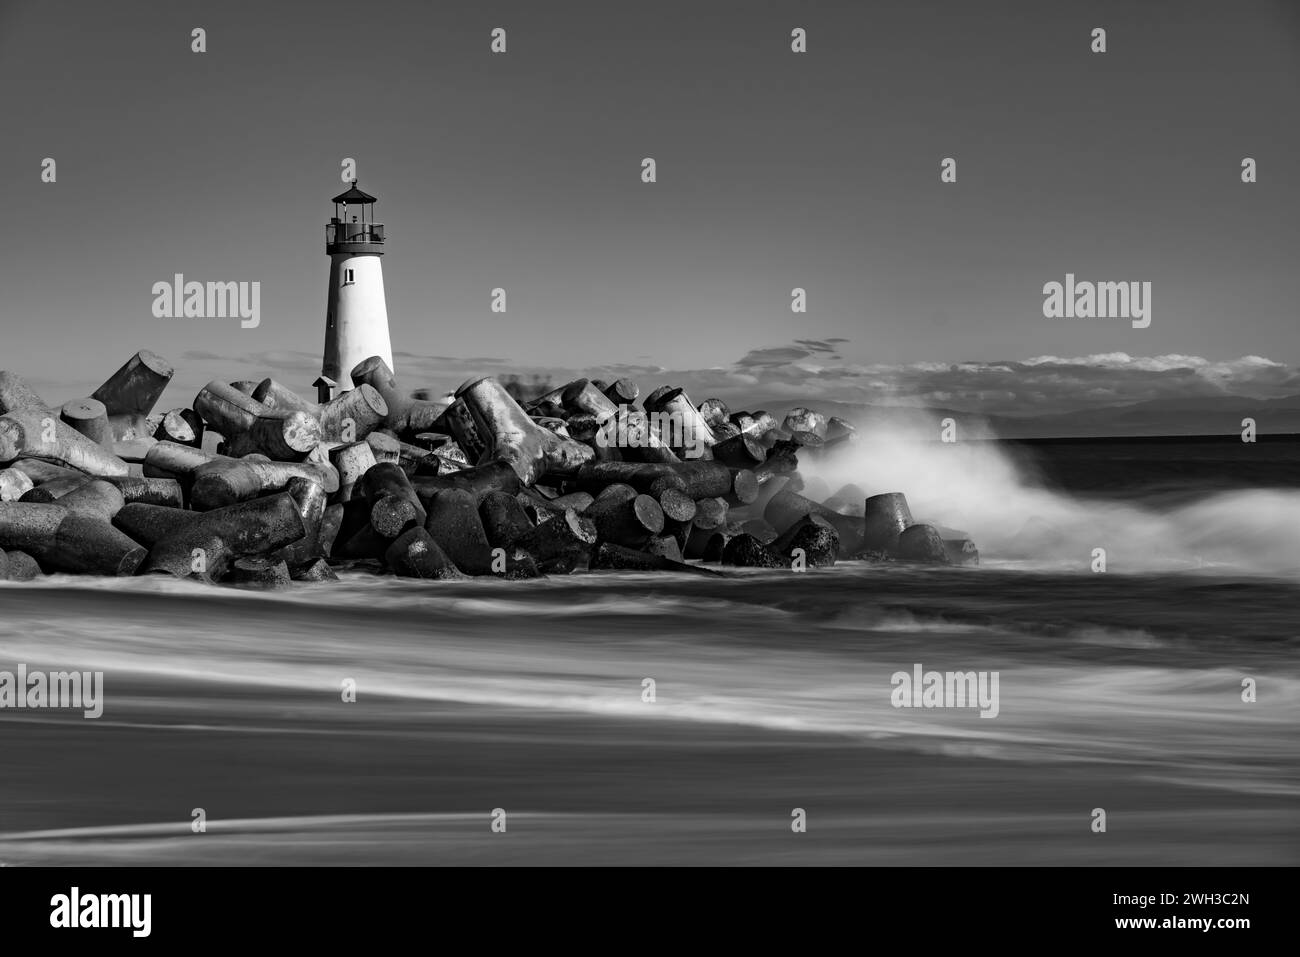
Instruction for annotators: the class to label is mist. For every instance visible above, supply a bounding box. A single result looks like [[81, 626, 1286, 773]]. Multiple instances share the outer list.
[[805, 427, 1300, 577]]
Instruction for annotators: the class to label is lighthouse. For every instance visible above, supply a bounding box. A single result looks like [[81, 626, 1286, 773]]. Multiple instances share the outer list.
[[320, 182, 394, 392]]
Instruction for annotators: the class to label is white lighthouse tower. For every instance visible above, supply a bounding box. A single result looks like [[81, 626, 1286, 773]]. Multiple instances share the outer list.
[[320, 181, 394, 392]]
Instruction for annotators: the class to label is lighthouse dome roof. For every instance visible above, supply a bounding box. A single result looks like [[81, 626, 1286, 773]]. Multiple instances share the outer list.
[[331, 183, 377, 204]]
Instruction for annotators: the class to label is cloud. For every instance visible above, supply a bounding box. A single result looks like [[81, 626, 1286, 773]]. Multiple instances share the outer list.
[[793, 339, 841, 353], [736, 346, 812, 367], [32, 341, 1298, 424], [704, 349, 1300, 416], [533, 345, 1300, 418], [179, 349, 234, 362]]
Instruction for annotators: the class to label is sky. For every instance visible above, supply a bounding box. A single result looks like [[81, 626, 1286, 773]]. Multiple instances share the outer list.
[[1, 0, 1297, 419]]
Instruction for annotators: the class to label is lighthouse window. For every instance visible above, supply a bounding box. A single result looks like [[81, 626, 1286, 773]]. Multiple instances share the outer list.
[[343, 268, 355, 286]]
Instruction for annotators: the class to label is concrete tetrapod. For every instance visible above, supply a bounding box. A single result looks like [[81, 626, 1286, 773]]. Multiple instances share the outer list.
[[91, 350, 174, 418], [456, 376, 594, 485], [0, 409, 129, 477], [141, 492, 306, 579], [0, 502, 145, 576]]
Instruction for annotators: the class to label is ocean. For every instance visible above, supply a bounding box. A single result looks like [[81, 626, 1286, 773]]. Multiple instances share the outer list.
[[0, 435, 1296, 865]]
